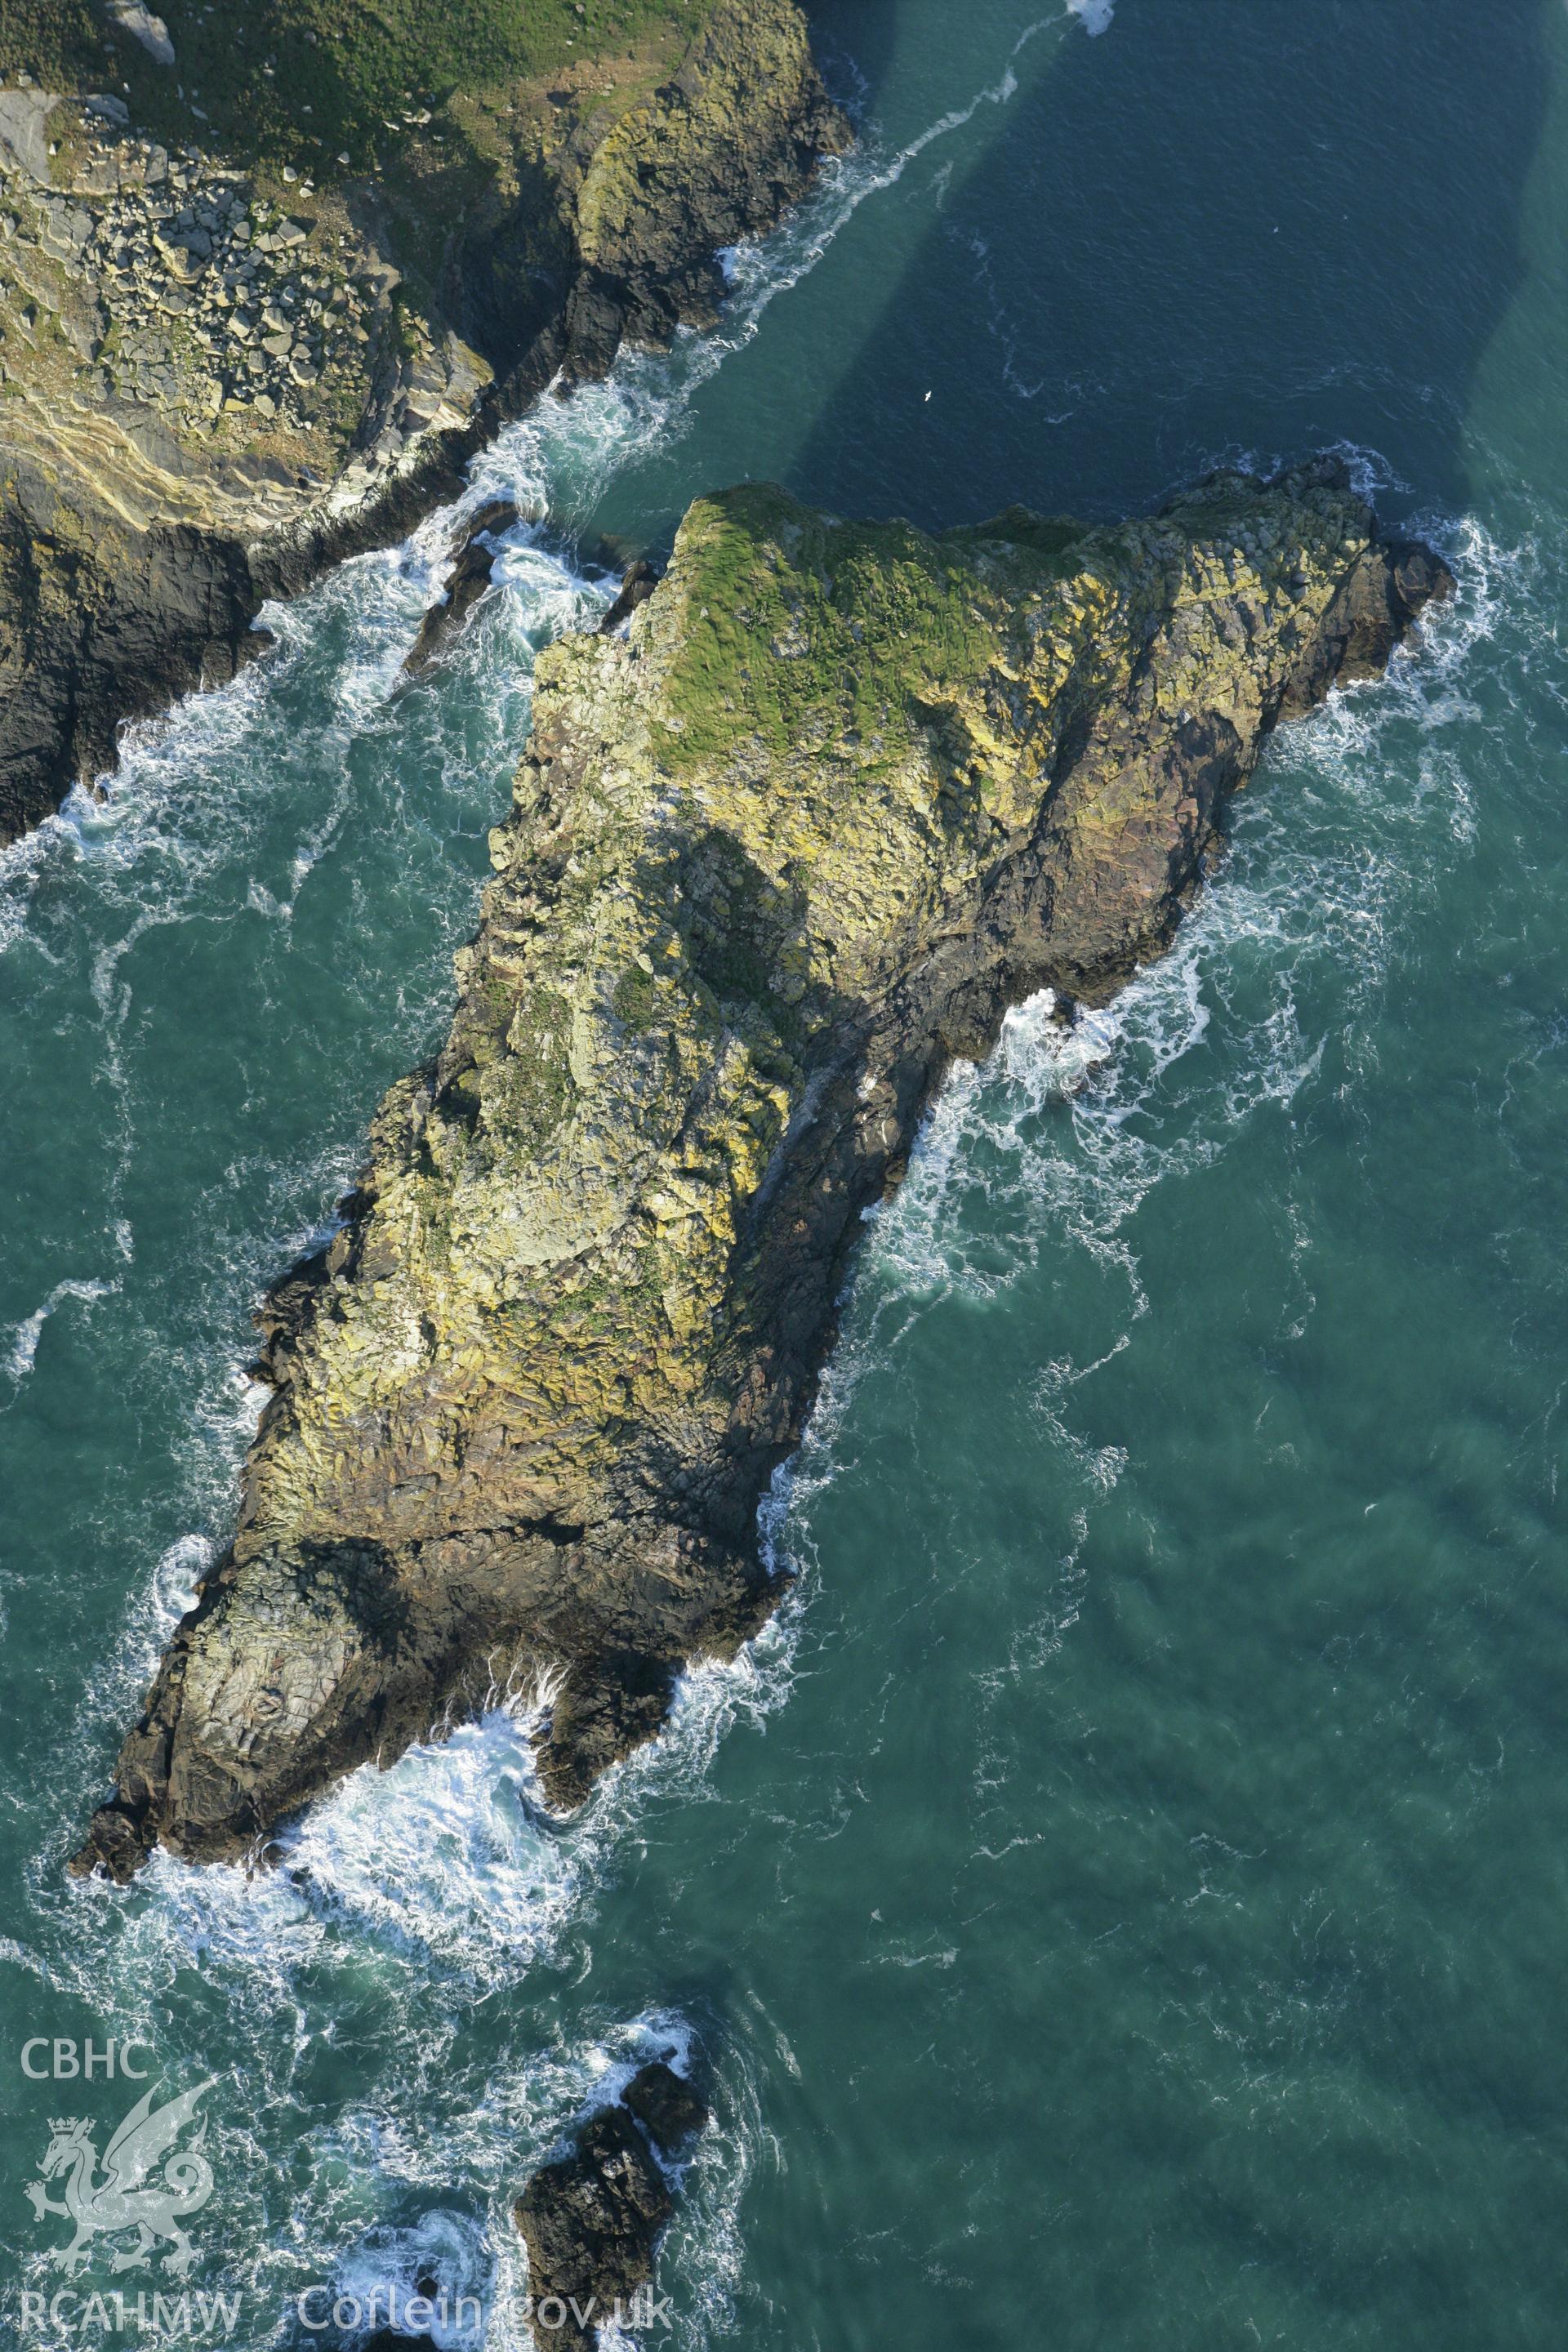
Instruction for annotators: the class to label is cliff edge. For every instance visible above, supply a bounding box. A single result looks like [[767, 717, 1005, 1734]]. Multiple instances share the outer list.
[[73, 459, 1451, 1880], [0, 0, 849, 844]]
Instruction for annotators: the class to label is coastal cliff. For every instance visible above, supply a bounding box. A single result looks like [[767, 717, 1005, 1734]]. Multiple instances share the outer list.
[[0, 0, 849, 844], [73, 459, 1451, 1881]]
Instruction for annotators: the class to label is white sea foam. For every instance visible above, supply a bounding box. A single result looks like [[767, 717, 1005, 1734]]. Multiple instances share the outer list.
[[4, 1276, 119, 1381], [0, 4, 1071, 974], [16, 497, 1520, 2352], [126, 1579, 803, 2010], [284, 2008, 736, 2352], [328, 2208, 493, 2350], [33, 0, 1089, 1952], [843, 507, 1529, 1711], [865, 506, 1518, 1321]]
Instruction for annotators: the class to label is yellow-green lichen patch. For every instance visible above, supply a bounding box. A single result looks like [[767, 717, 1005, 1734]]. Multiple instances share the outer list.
[[232, 467, 1391, 1560], [74, 456, 1452, 1882]]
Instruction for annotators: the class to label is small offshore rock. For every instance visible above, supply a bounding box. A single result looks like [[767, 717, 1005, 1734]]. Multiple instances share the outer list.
[[402, 499, 519, 675], [513, 2063, 710, 2349], [621, 2060, 709, 2153]]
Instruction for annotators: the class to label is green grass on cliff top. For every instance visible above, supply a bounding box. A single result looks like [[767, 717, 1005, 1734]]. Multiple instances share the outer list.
[[0, 0, 713, 172], [656, 485, 1090, 774]]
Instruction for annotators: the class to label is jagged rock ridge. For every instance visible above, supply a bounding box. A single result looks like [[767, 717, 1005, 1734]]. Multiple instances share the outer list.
[[73, 459, 1451, 1882]]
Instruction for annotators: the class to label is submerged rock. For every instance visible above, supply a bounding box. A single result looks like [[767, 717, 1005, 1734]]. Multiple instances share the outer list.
[[72, 459, 1450, 1879], [514, 2062, 710, 2347], [402, 499, 519, 675]]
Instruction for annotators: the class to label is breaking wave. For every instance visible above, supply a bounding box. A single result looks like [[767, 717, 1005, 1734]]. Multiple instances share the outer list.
[[866, 508, 1517, 1316]]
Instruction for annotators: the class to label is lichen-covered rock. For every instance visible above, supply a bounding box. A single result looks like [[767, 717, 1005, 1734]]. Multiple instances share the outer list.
[[561, 0, 852, 376], [72, 460, 1450, 1879]]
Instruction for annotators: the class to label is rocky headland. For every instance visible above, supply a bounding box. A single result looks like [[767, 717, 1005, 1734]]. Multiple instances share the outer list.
[[70, 457, 1450, 1882], [0, 0, 849, 844]]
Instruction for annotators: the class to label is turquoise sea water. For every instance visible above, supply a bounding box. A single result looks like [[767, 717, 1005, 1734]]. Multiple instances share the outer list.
[[2, 2, 1567, 2345]]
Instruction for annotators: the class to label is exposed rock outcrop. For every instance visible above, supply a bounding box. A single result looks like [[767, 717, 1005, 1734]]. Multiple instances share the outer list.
[[0, 0, 850, 845], [71, 460, 1451, 1880], [0, 459, 269, 842], [599, 558, 662, 637], [514, 2061, 710, 2348], [402, 500, 520, 678], [557, 0, 852, 381]]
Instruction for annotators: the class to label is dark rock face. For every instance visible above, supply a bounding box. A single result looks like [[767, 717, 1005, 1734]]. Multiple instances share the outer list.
[[557, 0, 853, 382], [621, 2060, 710, 2151], [599, 558, 663, 635], [69, 466, 1452, 1884], [1280, 532, 1455, 715], [402, 501, 521, 676], [514, 2063, 710, 2348], [0, 467, 267, 844], [452, 158, 580, 385]]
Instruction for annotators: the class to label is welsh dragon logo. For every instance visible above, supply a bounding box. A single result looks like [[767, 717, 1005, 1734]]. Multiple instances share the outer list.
[[24, 2078, 218, 2278]]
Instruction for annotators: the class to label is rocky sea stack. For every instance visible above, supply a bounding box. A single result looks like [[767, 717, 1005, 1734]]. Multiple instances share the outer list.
[[73, 458, 1450, 1882], [514, 2060, 710, 2347]]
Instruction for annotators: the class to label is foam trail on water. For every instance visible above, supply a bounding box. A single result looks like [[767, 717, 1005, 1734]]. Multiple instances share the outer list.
[[0, 10, 1070, 982], [457, 25, 1067, 543], [18, 29, 1463, 2340], [97, 492, 1508, 2154], [298, 2009, 723, 2350], [29, 0, 1094, 1949], [4, 1276, 120, 1382], [13, 499, 1516, 2352], [126, 1582, 803, 2005]]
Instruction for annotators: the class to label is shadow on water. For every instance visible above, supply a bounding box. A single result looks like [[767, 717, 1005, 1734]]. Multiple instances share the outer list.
[[809, 0, 902, 111], [787, 0, 1550, 532]]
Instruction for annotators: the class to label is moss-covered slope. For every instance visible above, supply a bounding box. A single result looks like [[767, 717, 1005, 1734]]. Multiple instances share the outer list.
[[74, 461, 1450, 1880]]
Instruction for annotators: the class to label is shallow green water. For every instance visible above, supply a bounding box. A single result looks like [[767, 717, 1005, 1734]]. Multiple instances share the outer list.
[[2, 2, 1567, 2346]]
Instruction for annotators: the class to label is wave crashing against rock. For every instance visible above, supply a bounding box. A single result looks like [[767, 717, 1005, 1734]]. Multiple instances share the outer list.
[[514, 2060, 710, 2348], [73, 460, 1450, 1882]]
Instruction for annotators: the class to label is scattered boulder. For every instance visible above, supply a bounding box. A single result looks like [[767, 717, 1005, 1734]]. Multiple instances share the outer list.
[[105, 2, 176, 68], [0, 0, 852, 847], [0, 90, 58, 183]]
